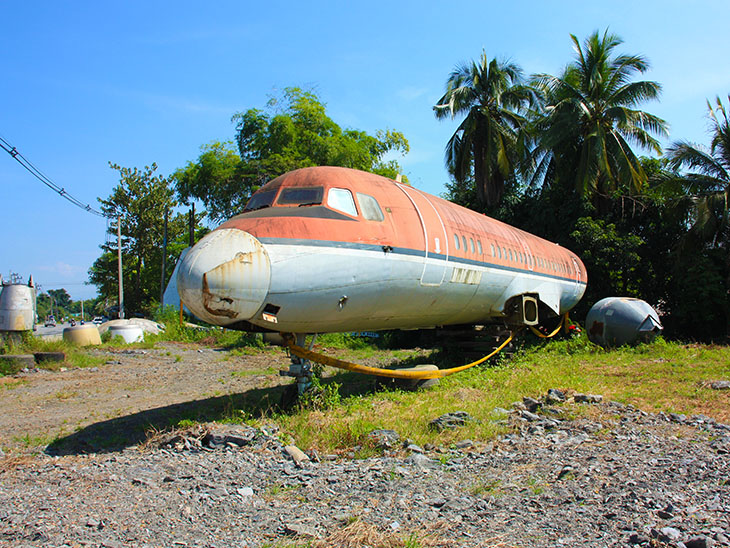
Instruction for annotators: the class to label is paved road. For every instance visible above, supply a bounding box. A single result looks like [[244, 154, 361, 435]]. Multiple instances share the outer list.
[[34, 323, 96, 339]]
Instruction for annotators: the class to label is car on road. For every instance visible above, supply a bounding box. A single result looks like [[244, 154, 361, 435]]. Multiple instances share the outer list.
[[92, 316, 106, 325]]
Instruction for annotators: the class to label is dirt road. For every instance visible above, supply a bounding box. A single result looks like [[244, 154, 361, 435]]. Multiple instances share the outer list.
[[0, 342, 293, 455]]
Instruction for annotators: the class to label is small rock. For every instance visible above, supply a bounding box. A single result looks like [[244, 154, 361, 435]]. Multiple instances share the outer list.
[[406, 453, 435, 468], [659, 527, 682, 542], [204, 426, 256, 448], [557, 465, 576, 480], [237, 487, 254, 497], [520, 410, 541, 422], [546, 388, 566, 404], [522, 397, 541, 412], [628, 532, 649, 544], [511, 401, 527, 411], [454, 440, 473, 449], [283, 523, 318, 538], [405, 443, 424, 453], [574, 393, 603, 404], [389, 521, 400, 531], [368, 429, 400, 448], [710, 380, 730, 390], [685, 536, 714, 548], [429, 411, 479, 431], [284, 445, 310, 466]]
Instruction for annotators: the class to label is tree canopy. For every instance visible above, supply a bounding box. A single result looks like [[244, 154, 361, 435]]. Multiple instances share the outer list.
[[90, 163, 187, 315], [434, 54, 533, 208], [438, 30, 729, 341], [175, 87, 409, 222]]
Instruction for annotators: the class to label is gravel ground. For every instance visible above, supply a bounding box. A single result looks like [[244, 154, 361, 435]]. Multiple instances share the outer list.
[[0, 344, 728, 547]]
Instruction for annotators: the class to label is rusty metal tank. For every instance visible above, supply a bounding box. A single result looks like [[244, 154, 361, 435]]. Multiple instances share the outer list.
[[0, 274, 37, 332], [586, 297, 662, 348]]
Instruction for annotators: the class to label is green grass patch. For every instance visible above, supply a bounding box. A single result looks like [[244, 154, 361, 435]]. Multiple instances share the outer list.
[[268, 336, 730, 454], [0, 337, 106, 375]]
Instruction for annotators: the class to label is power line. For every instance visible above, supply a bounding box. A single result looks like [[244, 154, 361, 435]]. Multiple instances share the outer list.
[[0, 134, 108, 218]]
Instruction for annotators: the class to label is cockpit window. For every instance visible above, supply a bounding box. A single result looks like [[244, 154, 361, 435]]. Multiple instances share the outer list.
[[244, 189, 276, 211], [327, 188, 358, 216], [356, 193, 385, 222], [277, 186, 324, 206]]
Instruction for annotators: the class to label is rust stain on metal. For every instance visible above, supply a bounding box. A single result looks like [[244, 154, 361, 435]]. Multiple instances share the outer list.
[[202, 273, 239, 319], [200, 252, 263, 319]]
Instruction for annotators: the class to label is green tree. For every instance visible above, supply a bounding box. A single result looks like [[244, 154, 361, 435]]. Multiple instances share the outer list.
[[530, 30, 667, 208], [666, 95, 730, 245], [434, 54, 533, 208], [175, 87, 410, 222], [90, 163, 186, 314], [174, 141, 245, 224]]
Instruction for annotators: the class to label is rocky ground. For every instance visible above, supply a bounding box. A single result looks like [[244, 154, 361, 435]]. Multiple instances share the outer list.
[[0, 344, 728, 547]]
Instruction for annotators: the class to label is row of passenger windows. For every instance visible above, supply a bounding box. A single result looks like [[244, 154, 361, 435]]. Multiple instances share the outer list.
[[452, 233, 571, 274]]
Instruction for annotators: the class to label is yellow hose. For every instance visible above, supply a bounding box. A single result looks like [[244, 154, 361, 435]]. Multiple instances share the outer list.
[[528, 314, 567, 339], [284, 330, 517, 380]]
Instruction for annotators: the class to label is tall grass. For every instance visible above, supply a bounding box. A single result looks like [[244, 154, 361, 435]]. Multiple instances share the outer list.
[[148, 307, 264, 349]]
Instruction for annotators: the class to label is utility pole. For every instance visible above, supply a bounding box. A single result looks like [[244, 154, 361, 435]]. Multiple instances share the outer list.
[[159, 207, 168, 307], [188, 203, 195, 247], [117, 215, 124, 319]]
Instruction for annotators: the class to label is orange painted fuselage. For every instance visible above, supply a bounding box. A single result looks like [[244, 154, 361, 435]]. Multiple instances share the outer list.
[[177, 167, 587, 333]]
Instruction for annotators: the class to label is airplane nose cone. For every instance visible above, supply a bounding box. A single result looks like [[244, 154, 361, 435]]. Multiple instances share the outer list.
[[177, 229, 271, 326]]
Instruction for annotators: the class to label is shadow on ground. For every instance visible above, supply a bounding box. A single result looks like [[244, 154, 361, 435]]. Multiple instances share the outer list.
[[44, 355, 439, 456], [45, 383, 293, 456]]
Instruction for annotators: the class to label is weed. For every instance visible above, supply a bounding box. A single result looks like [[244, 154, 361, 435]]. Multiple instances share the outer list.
[[1, 379, 28, 390], [470, 478, 503, 497], [526, 477, 546, 495], [265, 484, 300, 498], [298, 376, 342, 411]]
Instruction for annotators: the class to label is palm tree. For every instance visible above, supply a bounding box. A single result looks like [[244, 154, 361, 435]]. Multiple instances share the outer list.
[[530, 30, 668, 207], [434, 53, 533, 208], [666, 95, 730, 245]]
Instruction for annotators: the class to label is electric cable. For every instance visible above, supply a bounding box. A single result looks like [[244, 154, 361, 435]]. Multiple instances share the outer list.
[[0, 134, 108, 218]]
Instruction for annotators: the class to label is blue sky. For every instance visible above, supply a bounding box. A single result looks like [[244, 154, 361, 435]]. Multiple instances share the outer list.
[[2, 1, 728, 300]]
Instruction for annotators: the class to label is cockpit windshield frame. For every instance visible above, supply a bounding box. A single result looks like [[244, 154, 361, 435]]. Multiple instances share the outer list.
[[277, 186, 324, 207], [244, 189, 277, 212]]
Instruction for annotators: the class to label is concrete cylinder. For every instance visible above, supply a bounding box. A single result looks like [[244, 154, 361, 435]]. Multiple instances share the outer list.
[[108, 324, 144, 343], [63, 324, 102, 346]]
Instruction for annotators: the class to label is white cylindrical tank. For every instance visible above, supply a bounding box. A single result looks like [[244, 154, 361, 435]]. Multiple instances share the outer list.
[[0, 282, 36, 332], [586, 297, 663, 348]]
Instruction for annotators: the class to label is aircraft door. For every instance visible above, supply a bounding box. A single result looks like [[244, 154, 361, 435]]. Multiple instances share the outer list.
[[396, 185, 448, 286]]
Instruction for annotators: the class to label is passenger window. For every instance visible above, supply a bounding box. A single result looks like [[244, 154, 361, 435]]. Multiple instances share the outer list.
[[491, 244, 495, 257], [327, 188, 358, 216], [477, 240, 483, 255], [469, 238, 475, 253], [454, 234, 460, 250], [356, 192, 384, 221], [462, 236, 467, 251]]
